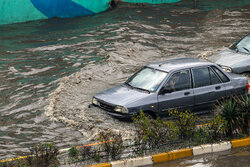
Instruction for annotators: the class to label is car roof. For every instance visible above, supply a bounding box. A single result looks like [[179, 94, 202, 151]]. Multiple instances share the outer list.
[[146, 57, 214, 72]]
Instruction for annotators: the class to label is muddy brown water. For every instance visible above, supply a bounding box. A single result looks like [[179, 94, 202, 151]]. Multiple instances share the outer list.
[[1, 0, 250, 160]]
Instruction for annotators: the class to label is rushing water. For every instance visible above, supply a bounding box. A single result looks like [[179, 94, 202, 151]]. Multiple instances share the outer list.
[[0, 0, 250, 160]]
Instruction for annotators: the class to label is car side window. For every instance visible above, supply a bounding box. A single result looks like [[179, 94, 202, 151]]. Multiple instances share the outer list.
[[209, 67, 221, 85], [164, 70, 191, 92], [211, 66, 230, 82], [192, 67, 210, 88]]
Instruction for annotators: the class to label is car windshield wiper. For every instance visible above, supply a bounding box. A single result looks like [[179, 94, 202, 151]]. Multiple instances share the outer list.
[[124, 82, 134, 89], [124, 83, 150, 93], [243, 47, 250, 53], [133, 86, 151, 94]]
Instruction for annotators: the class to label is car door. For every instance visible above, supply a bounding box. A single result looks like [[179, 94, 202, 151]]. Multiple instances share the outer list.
[[157, 69, 194, 116], [211, 66, 231, 97], [209, 66, 227, 100], [192, 66, 226, 112]]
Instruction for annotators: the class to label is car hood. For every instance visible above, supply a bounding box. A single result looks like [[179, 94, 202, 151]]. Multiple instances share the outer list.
[[208, 49, 250, 67], [94, 85, 150, 106]]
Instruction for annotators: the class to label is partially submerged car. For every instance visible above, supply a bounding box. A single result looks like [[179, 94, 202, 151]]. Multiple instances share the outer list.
[[208, 34, 250, 74], [92, 58, 249, 119]]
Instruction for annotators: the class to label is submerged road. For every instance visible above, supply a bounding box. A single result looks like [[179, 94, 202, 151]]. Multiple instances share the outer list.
[[144, 146, 250, 167]]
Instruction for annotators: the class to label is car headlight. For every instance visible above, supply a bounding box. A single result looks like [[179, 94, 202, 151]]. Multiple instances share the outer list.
[[92, 97, 98, 105], [220, 65, 232, 73], [114, 106, 128, 113]]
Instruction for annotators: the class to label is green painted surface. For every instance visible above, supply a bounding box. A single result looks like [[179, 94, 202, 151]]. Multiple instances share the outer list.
[[197, 0, 250, 11], [122, 0, 181, 4], [0, 0, 181, 25], [73, 0, 111, 13], [0, 0, 46, 25]]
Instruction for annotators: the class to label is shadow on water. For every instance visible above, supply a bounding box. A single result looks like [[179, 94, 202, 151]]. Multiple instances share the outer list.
[[0, 0, 250, 160]]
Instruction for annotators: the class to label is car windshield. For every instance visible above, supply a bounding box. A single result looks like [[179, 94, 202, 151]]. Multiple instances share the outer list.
[[230, 35, 250, 54], [126, 67, 167, 92]]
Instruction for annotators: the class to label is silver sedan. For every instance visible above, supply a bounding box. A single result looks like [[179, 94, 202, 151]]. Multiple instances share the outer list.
[[208, 34, 250, 74]]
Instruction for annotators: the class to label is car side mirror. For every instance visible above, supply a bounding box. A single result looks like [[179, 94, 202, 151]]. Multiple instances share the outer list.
[[235, 47, 239, 53], [160, 87, 172, 94]]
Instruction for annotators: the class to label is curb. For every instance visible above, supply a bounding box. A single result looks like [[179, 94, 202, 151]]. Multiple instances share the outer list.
[[152, 149, 192, 163], [232, 138, 250, 148], [212, 141, 231, 152], [0, 156, 29, 164], [86, 137, 250, 167], [1, 137, 249, 165], [87, 163, 111, 167], [111, 156, 153, 167]]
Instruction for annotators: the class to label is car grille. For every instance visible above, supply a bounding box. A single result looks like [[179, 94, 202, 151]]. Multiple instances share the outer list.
[[98, 101, 115, 111]]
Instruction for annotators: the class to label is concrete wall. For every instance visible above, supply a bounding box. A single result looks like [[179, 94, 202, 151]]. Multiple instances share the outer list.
[[123, 0, 181, 4], [0, 0, 181, 25], [0, 0, 112, 25]]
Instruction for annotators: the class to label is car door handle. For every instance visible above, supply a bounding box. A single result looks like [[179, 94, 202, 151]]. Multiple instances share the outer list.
[[184, 92, 190, 96], [215, 86, 221, 90]]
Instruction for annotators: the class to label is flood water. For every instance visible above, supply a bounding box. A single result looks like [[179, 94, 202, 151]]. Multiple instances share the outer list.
[[1, 0, 250, 160]]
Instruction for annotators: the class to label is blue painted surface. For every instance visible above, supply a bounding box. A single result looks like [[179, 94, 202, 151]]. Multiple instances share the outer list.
[[30, 0, 95, 18], [0, 0, 110, 25], [0, 0, 184, 25], [73, 0, 111, 13]]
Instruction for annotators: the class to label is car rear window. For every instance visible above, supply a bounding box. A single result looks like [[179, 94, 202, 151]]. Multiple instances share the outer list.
[[211, 66, 230, 82], [209, 68, 221, 85]]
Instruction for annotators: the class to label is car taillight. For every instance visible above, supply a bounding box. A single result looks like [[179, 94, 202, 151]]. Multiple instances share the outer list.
[[247, 83, 249, 92]]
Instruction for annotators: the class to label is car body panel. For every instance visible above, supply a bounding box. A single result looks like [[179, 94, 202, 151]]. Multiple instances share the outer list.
[[226, 73, 248, 95], [208, 49, 250, 73], [94, 84, 159, 115], [94, 85, 151, 106], [190, 66, 227, 111], [146, 58, 213, 73], [192, 83, 226, 111], [157, 68, 194, 115], [158, 88, 194, 114]]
